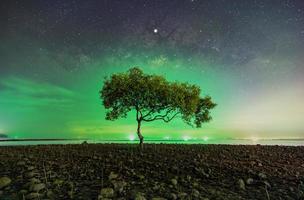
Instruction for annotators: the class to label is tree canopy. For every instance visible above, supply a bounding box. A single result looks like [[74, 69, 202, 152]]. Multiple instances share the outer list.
[[100, 67, 216, 145]]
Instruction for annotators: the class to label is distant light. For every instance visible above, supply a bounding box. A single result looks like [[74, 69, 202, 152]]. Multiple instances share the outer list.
[[183, 136, 191, 141], [164, 136, 170, 140], [153, 28, 158, 33], [129, 135, 135, 141], [250, 136, 259, 143], [250, 136, 259, 142], [203, 136, 209, 141]]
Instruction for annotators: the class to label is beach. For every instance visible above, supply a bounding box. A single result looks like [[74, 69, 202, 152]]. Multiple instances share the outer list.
[[0, 144, 303, 200]]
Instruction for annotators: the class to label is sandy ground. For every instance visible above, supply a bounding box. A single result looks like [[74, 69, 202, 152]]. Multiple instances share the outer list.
[[0, 144, 303, 200]]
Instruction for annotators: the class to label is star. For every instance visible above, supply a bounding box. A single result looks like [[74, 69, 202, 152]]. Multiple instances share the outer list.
[[153, 28, 158, 33]]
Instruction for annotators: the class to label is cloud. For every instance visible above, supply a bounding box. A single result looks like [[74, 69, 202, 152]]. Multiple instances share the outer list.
[[0, 77, 77, 108]]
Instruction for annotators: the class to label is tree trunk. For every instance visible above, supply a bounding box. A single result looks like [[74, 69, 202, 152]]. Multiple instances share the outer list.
[[137, 120, 144, 149]]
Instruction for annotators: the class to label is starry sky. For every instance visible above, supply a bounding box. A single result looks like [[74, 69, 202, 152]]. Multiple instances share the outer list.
[[0, 0, 304, 141]]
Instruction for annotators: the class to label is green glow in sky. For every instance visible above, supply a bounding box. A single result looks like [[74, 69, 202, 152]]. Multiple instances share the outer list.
[[1, 46, 303, 140]]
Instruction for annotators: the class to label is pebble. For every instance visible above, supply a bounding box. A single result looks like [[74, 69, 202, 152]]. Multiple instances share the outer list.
[[29, 183, 45, 192], [171, 178, 178, 186], [108, 172, 118, 180], [47, 190, 55, 199], [0, 177, 12, 189], [134, 192, 146, 200], [25, 171, 35, 178], [192, 189, 200, 197], [53, 179, 64, 186], [238, 179, 246, 190], [100, 188, 114, 198], [178, 192, 188, 199], [29, 178, 40, 184], [17, 161, 26, 166], [26, 192, 39, 199], [169, 193, 177, 200], [258, 172, 267, 179], [19, 189, 27, 194], [112, 180, 127, 193], [246, 178, 254, 185], [138, 175, 145, 180]]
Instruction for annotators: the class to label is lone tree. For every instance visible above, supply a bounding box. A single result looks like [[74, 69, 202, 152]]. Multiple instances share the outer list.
[[100, 67, 216, 147]]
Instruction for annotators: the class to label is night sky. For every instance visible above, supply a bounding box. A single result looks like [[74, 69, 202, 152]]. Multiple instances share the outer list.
[[1, 0, 304, 141]]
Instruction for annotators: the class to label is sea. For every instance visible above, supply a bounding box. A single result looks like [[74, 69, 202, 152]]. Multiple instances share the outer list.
[[0, 139, 303, 146]]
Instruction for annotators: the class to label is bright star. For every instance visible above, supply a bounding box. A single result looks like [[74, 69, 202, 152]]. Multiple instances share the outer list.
[[153, 28, 158, 33]]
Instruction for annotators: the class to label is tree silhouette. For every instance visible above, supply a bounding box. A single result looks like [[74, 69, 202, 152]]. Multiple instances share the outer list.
[[100, 67, 216, 147]]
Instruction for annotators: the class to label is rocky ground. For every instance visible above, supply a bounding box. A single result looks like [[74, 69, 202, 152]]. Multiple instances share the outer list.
[[0, 144, 304, 200]]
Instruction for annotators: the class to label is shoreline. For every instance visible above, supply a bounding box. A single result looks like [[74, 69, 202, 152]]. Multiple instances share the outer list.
[[0, 138, 303, 147]]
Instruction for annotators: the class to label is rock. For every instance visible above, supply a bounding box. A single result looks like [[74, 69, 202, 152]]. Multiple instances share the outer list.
[[100, 188, 114, 198], [17, 161, 26, 166], [171, 178, 178, 186], [29, 178, 40, 184], [138, 175, 145, 180], [26, 192, 39, 199], [258, 172, 267, 179], [178, 192, 188, 199], [246, 178, 254, 185], [108, 172, 118, 180], [196, 167, 209, 178], [134, 192, 146, 200], [0, 177, 11, 189], [19, 189, 28, 195], [192, 181, 199, 187], [112, 180, 127, 193], [53, 179, 64, 186], [169, 193, 177, 200], [25, 171, 35, 178], [47, 190, 55, 199], [192, 189, 200, 197], [30, 183, 45, 192], [152, 184, 160, 191], [238, 179, 246, 190]]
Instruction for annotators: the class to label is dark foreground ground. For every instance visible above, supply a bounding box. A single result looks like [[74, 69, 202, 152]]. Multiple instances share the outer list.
[[0, 144, 304, 200]]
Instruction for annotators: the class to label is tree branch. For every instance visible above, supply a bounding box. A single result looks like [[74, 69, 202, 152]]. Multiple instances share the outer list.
[[142, 105, 172, 119], [163, 112, 181, 123], [143, 108, 173, 121], [142, 108, 179, 122]]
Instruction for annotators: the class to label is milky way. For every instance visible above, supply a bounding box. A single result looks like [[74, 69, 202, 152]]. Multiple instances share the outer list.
[[0, 0, 304, 140]]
